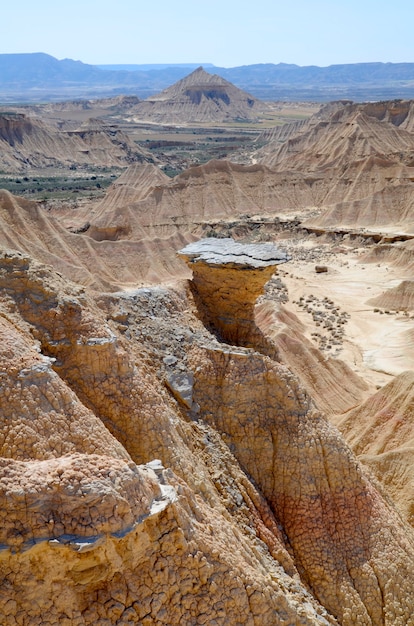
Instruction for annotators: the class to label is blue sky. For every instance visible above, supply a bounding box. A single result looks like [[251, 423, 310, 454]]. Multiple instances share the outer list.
[[3, 0, 413, 67]]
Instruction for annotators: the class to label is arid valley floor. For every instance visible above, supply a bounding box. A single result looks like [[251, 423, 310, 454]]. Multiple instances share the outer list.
[[1, 68, 414, 625]]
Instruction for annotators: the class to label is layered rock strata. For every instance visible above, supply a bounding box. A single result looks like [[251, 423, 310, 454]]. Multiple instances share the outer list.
[[0, 249, 338, 625], [179, 237, 289, 348], [0, 113, 149, 172], [181, 239, 414, 625], [1, 244, 414, 625]]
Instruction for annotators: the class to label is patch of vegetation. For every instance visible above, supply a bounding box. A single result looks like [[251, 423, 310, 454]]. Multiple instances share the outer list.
[[141, 128, 256, 176], [0, 111, 23, 117], [160, 165, 182, 178], [0, 171, 119, 200]]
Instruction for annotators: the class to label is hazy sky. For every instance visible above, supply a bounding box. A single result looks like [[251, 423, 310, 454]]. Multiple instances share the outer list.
[[3, 0, 413, 67]]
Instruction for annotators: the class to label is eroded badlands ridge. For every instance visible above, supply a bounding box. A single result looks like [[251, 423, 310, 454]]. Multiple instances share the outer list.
[[1, 77, 414, 625], [1, 243, 414, 625], [0, 113, 150, 172]]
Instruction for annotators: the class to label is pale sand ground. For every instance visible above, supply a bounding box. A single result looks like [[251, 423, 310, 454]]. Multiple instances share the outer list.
[[276, 237, 414, 389]]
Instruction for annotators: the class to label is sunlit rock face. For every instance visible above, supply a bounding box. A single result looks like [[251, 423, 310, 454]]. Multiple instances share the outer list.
[[181, 238, 414, 626], [1, 242, 414, 626], [189, 344, 414, 625], [0, 249, 338, 625]]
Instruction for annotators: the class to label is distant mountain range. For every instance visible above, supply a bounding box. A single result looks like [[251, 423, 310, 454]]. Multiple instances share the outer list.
[[1, 53, 414, 102], [97, 63, 215, 72]]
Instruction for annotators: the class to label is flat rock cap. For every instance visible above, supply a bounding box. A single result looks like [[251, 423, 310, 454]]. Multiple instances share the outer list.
[[179, 237, 290, 268]]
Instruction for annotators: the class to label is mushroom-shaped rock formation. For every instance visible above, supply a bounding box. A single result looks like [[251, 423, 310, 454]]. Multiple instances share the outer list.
[[179, 237, 290, 347]]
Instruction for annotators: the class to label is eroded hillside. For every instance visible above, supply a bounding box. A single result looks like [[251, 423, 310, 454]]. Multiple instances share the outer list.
[[1, 95, 414, 624], [0, 112, 151, 173], [1, 244, 414, 625], [122, 67, 271, 125]]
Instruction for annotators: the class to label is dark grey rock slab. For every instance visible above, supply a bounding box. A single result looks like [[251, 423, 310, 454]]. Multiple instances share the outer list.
[[178, 237, 290, 268]]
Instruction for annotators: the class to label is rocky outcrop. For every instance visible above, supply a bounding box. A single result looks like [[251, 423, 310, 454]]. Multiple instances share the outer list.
[[181, 240, 414, 625], [179, 237, 289, 347], [188, 340, 414, 625], [0, 461, 335, 626], [189, 344, 414, 625], [1, 243, 414, 623], [0, 454, 168, 550], [3, 89, 414, 625], [0, 248, 341, 624], [0, 316, 129, 462]]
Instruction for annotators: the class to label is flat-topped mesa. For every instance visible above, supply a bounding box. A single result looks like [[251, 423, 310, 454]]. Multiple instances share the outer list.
[[178, 237, 290, 347]]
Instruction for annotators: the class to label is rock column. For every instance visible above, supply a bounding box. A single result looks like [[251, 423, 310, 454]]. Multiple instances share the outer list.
[[178, 237, 289, 347]]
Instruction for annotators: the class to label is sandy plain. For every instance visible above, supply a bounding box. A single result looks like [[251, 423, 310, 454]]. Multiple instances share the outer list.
[[277, 238, 413, 387]]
